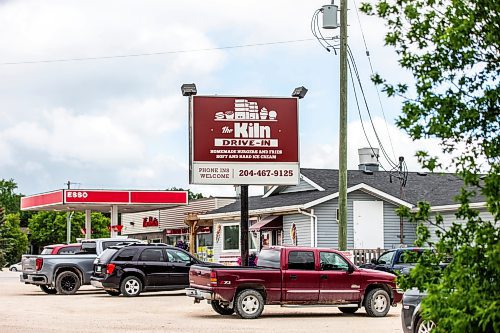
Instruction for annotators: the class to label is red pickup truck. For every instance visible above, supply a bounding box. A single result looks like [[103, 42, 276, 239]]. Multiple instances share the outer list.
[[186, 246, 403, 319]]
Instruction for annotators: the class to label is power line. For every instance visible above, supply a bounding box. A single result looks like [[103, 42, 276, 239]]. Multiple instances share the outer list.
[[347, 56, 389, 172], [352, 0, 397, 161], [310, 8, 339, 53], [1, 38, 315, 66], [347, 45, 398, 169]]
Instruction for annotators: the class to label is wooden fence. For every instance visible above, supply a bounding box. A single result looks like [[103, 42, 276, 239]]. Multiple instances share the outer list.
[[350, 248, 386, 266]]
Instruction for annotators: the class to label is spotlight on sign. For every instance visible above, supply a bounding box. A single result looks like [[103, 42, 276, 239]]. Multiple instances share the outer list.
[[292, 86, 308, 99], [181, 83, 197, 96]]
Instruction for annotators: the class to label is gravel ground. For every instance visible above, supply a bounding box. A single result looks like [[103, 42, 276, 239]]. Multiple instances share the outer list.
[[0, 270, 403, 333]]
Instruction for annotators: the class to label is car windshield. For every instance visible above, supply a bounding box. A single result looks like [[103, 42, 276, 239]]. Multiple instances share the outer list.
[[377, 251, 395, 264]]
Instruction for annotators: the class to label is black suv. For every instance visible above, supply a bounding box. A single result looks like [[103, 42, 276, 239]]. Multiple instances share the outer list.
[[401, 288, 435, 333], [90, 244, 204, 297]]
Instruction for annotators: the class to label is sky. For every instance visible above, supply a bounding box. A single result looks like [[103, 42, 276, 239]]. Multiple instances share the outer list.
[[0, 0, 450, 198]]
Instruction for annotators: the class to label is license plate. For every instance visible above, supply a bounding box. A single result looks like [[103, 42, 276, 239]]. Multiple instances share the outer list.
[[96, 266, 102, 273]]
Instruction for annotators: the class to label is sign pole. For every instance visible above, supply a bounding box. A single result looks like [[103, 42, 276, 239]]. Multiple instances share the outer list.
[[240, 185, 249, 266]]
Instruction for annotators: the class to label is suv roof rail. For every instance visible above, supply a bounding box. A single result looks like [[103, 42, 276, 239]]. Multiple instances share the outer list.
[[126, 243, 174, 247]]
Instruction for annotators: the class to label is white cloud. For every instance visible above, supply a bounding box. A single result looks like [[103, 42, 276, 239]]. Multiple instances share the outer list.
[[301, 117, 451, 172], [0, 0, 429, 199]]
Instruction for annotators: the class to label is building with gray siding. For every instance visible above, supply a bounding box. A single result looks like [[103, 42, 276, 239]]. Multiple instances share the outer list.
[[199, 168, 491, 265]]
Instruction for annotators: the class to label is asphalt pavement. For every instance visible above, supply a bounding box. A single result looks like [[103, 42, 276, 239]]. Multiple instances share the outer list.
[[0, 270, 403, 333]]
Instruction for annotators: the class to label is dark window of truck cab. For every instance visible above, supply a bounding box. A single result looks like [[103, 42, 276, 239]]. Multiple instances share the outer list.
[[58, 246, 80, 254], [81, 241, 97, 254], [288, 251, 315, 270], [396, 250, 422, 264], [115, 248, 138, 261], [320, 252, 349, 271], [139, 248, 164, 262]]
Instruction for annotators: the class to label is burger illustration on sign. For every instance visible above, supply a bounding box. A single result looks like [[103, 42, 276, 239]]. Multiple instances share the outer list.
[[214, 99, 278, 121]]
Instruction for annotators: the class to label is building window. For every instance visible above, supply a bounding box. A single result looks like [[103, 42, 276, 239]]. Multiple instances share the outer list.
[[223, 224, 239, 251], [197, 233, 213, 247], [222, 222, 258, 251]]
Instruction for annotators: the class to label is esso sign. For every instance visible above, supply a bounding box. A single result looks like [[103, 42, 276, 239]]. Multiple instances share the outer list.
[[66, 191, 88, 199]]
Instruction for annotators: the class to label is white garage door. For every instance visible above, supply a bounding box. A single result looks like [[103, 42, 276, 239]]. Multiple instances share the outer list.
[[353, 201, 384, 248]]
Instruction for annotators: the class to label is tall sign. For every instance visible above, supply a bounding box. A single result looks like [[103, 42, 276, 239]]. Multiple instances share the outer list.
[[189, 96, 300, 185]]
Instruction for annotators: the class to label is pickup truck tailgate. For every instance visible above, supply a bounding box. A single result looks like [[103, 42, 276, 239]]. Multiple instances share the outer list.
[[21, 255, 38, 273], [189, 265, 213, 288]]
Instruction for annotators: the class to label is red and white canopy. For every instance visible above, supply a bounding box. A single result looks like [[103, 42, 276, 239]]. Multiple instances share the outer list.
[[21, 189, 188, 213]]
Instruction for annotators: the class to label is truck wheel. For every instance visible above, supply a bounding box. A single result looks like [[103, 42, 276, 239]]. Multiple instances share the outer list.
[[55, 271, 81, 295], [364, 288, 390, 317], [40, 285, 58, 295], [211, 300, 234, 315], [339, 307, 358, 314], [105, 289, 121, 296], [120, 276, 142, 297], [234, 289, 265, 319]]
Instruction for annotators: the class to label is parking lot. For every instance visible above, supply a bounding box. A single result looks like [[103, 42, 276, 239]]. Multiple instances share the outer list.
[[1, 270, 402, 333]]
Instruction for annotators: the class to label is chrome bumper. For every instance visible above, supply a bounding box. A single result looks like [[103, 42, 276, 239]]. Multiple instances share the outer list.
[[186, 288, 214, 300]]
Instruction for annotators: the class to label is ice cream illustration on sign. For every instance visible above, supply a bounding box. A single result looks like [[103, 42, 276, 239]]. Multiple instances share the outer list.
[[213, 99, 280, 147], [214, 99, 277, 121]]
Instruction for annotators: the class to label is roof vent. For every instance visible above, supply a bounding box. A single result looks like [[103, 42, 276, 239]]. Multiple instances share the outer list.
[[417, 172, 427, 176], [358, 147, 379, 172], [363, 169, 373, 175]]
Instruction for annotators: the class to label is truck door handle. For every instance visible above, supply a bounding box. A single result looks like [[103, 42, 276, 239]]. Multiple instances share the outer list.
[[321, 275, 328, 280], [290, 275, 297, 280]]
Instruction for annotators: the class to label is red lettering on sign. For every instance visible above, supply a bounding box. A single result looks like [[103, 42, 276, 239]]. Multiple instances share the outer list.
[[143, 217, 159, 227]]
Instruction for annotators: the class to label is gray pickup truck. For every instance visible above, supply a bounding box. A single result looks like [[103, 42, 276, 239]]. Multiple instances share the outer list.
[[21, 238, 141, 295]]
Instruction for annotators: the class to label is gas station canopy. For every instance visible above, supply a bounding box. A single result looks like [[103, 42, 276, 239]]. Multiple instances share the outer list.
[[21, 189, 188, 213]]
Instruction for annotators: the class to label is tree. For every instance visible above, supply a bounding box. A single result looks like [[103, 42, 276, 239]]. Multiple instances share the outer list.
[[0, 207, 7, 268], [167, 187, 204, 200], [0, 212, 28, 265], [0, 178, 33, 227], [28, 211, 110, 249], [361, 1, 499, 332], [0, 179, 21, 215]]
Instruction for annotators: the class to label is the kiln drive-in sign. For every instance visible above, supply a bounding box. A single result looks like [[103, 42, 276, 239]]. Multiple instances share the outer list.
[[189, 96, 300, 185]]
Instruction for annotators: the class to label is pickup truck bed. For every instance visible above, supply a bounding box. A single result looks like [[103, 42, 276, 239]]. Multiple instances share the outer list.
[[186, 246, 403, 319], [20, 238, 141, 295]]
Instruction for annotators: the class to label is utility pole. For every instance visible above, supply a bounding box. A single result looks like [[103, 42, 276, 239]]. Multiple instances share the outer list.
[[338, 0, 348, 251]]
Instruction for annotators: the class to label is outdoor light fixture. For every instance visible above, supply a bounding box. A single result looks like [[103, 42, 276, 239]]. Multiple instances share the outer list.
[[292, 86, 308, 99], [181, 83, 197, 96]]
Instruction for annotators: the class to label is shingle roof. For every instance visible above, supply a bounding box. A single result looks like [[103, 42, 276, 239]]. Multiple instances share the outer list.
[[206, 168, 485, 215]]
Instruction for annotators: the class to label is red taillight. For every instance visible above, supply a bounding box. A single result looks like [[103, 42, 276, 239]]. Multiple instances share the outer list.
[[106, 263, 116, 275], [210, 271, 217, 286], [35, 258, 43, 271]]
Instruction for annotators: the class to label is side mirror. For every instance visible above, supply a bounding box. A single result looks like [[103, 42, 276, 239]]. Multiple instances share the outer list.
[[347, 265, 355, 274], [371, 258, 378, 264]]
